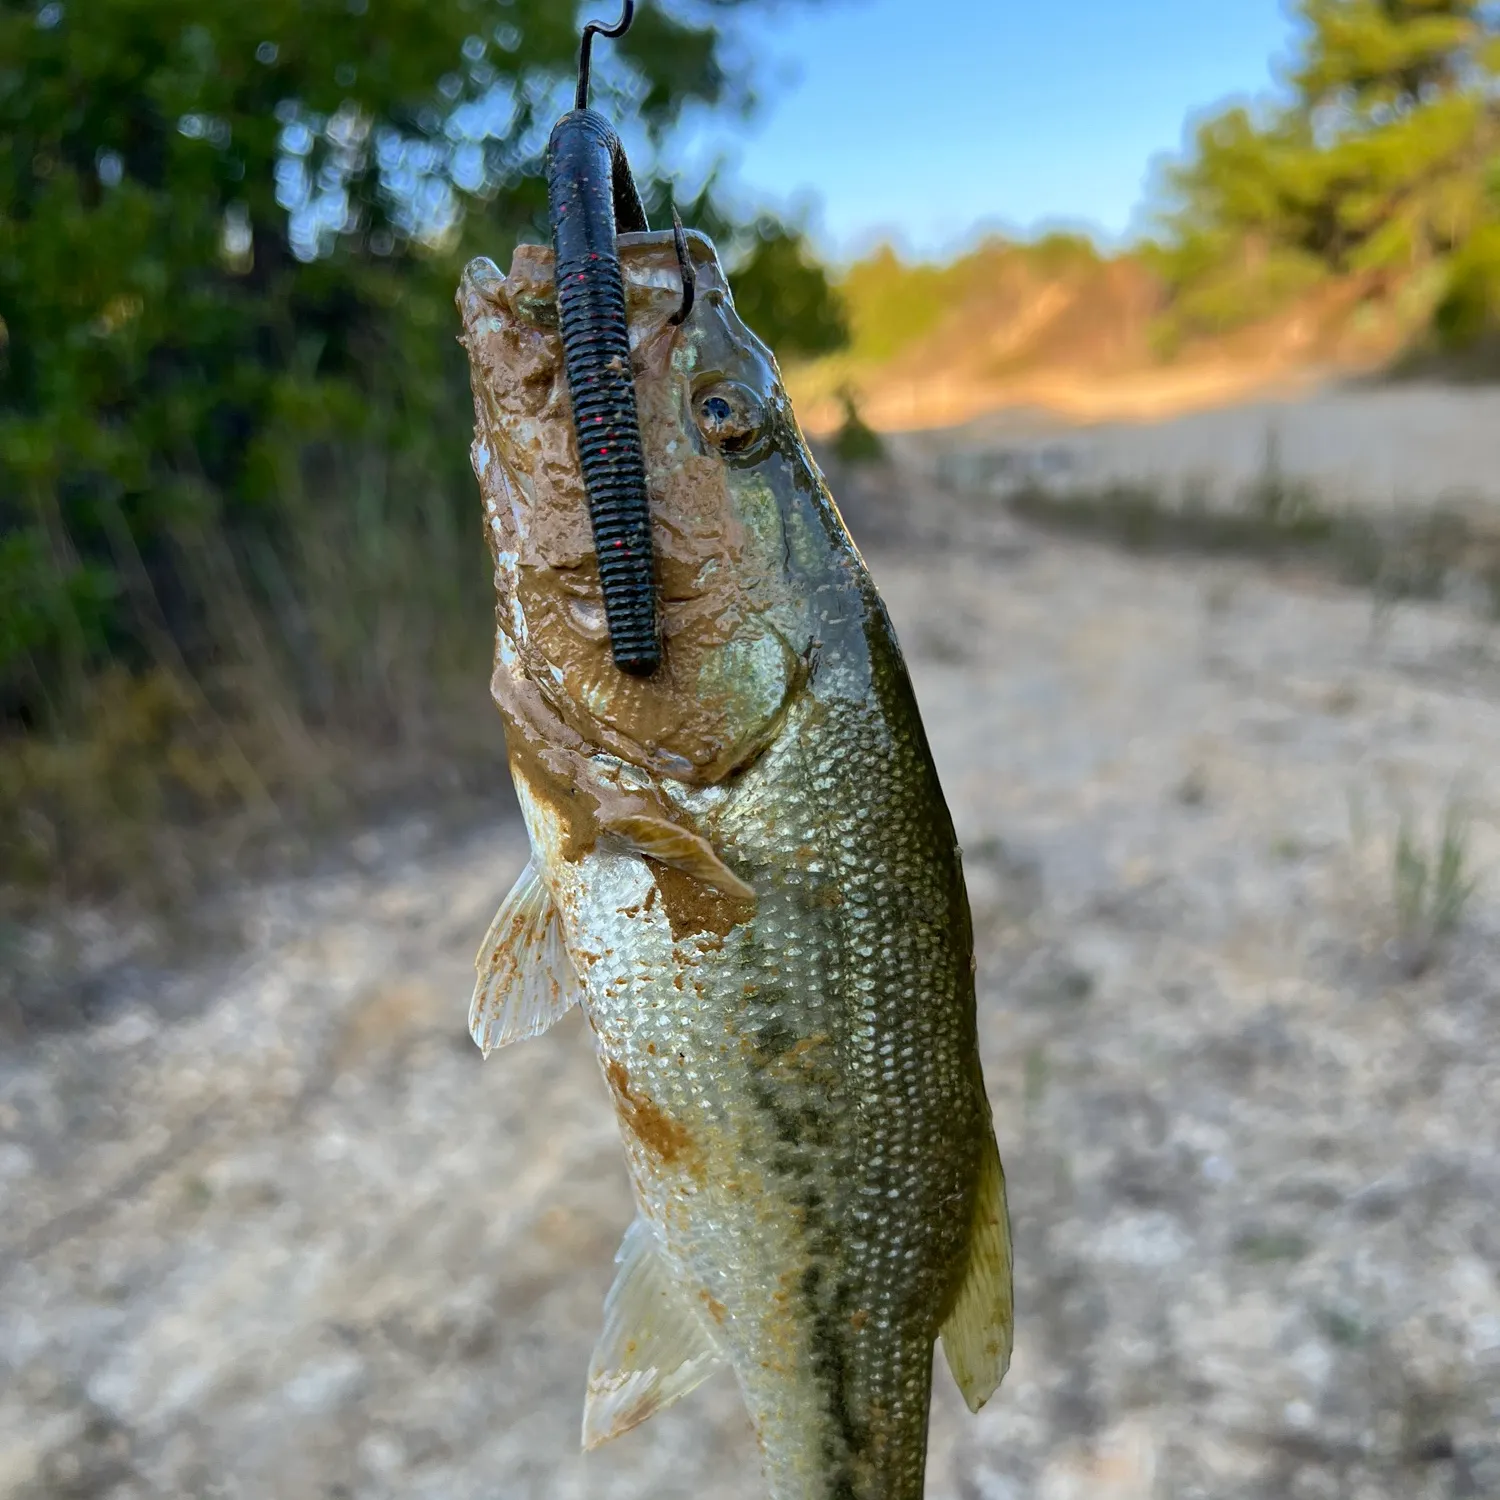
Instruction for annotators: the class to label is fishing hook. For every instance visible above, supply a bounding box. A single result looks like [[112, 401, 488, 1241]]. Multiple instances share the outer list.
[[577, 0, 635, 111], [668, 205, 696, 326]]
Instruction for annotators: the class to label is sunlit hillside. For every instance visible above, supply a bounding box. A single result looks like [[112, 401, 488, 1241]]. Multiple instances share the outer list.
[[786, 235, 1449, 435], [789, 0, 1500, 434]]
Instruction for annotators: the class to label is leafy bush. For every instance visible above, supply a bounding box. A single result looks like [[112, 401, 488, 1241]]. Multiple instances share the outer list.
[[0, 0, 840, 906], [1433, 223, 1500, 353]]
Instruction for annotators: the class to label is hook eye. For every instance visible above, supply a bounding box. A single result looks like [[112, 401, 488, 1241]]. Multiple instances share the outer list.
[[577, 1, 635, 110]]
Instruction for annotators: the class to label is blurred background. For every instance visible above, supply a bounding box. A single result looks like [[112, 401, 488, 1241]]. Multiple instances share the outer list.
[[3, 2, 1499, 1497]]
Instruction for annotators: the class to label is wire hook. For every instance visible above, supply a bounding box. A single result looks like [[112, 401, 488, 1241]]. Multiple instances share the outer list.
[[668, 205, 696, 326], [576, 0, 635, 111]]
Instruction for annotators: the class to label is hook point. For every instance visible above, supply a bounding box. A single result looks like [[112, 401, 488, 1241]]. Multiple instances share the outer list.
[[668, 206, 696, 327]]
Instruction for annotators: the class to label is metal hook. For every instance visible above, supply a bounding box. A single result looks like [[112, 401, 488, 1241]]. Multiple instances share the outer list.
[[576, 0, 635, 111], [668, 206, 696, 326]]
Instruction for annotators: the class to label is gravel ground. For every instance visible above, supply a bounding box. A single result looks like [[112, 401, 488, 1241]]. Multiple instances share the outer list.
[[3, 467, 1499, 1500]]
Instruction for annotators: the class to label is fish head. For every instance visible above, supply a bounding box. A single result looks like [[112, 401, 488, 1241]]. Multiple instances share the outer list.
[[458, 229, 835, 785]]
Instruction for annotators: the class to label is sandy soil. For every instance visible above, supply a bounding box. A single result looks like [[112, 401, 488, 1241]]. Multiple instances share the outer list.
[[906, 381, 1500, 517], [3, 467, 1499, 1499]]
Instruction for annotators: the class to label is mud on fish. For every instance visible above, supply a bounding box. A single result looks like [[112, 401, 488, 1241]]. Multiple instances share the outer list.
[[456, 227, 1013, 1499]]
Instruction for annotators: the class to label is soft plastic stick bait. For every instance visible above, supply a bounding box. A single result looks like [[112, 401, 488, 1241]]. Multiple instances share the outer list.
[[545, 1, 689, 677]]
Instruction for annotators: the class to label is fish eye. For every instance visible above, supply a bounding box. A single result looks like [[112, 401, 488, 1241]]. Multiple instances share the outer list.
[[693, 381, 767, 456]]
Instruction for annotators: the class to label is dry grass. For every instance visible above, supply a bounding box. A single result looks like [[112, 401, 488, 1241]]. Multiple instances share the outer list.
[[1, 440, 500, 918], [985, 466, 1500, 621]]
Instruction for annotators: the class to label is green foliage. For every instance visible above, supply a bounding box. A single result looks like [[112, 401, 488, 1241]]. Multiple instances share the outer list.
[[783, 232, 1128, 425], [835, 233, 1105, 368], [0, 0, 826, 903], [1432, 221, 1500, 348], [1152, 0, 1500, 340], [838, 243, 982, 365], [726, 215, 848, 361]]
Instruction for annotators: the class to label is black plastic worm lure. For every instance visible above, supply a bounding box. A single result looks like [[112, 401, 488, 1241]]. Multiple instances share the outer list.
[[547, 0, 692, 678]]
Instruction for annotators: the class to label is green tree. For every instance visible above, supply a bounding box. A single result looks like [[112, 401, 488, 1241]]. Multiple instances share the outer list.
[[1151, 0, 1500, 336], [724, 214, 848, 359], [0, 2, 837, 717], [0, 0, 837, 898]]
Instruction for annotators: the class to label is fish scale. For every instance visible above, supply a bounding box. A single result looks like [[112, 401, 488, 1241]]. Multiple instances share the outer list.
[[542, 586, 984, 1496], [458, 227, 1011, 1500]]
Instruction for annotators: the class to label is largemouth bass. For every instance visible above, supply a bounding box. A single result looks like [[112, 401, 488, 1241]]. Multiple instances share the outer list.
[[456, 230, 1012, 1500]]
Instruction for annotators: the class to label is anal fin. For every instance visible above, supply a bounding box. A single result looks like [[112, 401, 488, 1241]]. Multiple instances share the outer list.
[[939, 1126, 1014, 1413], [582, 1217, 725, 1450], [469, 858, 582, 1056]]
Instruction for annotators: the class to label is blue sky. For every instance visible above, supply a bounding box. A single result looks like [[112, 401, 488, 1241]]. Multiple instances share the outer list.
[[671, 0, 1297, 262]]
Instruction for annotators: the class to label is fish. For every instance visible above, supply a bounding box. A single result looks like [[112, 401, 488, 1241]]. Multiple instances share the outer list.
[[456, 228, 1013, 1500]]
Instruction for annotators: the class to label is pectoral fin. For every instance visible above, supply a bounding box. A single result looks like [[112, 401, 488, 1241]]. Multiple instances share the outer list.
[[939, 1127, 1014, 1412], [469, 859, 582, 1056], [602, 813, 755, 903], [582, 1217, 725, 1450]]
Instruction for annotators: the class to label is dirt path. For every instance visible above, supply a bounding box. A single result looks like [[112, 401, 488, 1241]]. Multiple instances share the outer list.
[[3, 477, 1498, 1499], [906, 381, 1500, 516]]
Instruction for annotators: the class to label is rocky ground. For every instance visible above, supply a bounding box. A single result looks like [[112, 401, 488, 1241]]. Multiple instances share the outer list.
[[3, 461, 1499, 1500]]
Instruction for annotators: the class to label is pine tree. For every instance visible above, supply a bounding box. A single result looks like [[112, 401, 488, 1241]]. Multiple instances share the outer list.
[[1153, 0, 1500, 335]]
